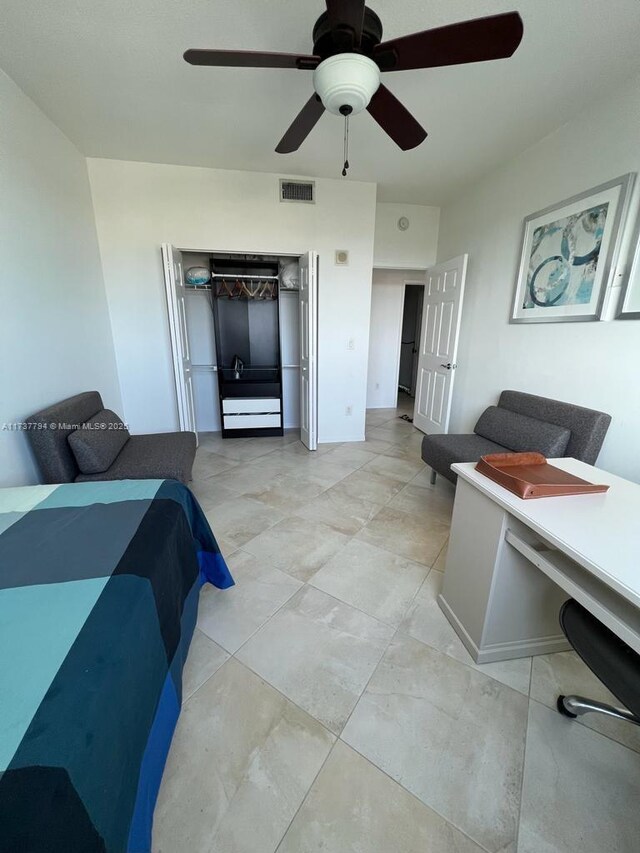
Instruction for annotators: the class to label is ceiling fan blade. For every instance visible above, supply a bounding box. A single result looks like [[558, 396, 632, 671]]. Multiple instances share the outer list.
[[184, 49, 320, 70], [374, 12, 524, 72], [275, 95, 325, 153], [367, 84, 427, 151], [325, 0, 366, 47]]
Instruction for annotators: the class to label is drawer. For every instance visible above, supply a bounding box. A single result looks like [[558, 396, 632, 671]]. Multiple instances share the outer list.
[[222, 397, 281, 415], [223, 414, 282, 430]]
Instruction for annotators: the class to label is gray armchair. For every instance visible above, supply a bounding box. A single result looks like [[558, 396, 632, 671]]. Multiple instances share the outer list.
[[26, 392, 196, 485], [422, 390, 611, 485]]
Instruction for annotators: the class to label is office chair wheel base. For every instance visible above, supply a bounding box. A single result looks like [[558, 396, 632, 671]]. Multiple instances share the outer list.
[[557, 695, 577, 718]]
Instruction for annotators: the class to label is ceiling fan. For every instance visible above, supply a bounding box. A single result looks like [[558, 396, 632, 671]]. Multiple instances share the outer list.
[[184, 1, 523, 162]]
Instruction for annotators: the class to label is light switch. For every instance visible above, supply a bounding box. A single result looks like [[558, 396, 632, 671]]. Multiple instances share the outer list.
[[347, 338, 355, 350]]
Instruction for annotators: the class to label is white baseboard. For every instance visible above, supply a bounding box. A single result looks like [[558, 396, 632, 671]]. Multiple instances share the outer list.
[[318, 433, 366, 444], [437, 593, 571, 664]]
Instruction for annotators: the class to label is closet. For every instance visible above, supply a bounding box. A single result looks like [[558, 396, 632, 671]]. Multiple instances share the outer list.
[[161, 245, 318, 448]]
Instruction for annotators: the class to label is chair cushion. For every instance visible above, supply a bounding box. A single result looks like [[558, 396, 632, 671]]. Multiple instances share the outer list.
[[67, 409, 130, 474], [474, 406, 571, 457], [75, 431, 197, 484], [421, 433, 508, 484]]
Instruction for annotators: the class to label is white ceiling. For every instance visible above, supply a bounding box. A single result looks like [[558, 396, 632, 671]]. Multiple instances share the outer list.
[[2, 0, 640, 204]]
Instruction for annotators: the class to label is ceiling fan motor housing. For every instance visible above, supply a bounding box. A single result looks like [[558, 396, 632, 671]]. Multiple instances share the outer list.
[[313, 53, 381, 115], [312, 7, 384, 57]]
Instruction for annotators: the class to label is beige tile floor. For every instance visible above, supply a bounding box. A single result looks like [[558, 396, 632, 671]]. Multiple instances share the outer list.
[[154, 396, 640, 853]]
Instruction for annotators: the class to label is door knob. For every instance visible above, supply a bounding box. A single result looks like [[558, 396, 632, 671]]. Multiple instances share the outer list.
[[440, 363, 457, 370]]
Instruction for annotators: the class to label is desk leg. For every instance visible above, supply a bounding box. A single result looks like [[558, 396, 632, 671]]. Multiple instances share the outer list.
[[438, 478, 571, 663]]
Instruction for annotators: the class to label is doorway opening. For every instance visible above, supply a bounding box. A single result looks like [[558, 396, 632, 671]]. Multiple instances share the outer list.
[[365, 258, 468, 434], [397, 283, 425, 409], [366, 268, 426, 414]]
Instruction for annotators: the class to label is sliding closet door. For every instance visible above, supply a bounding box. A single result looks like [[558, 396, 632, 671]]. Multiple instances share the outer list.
[[161, 243, 197, 435], [299, 251, 318, 450]]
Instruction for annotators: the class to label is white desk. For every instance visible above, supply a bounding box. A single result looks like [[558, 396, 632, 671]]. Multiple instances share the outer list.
[[438, 458, 640, 664]]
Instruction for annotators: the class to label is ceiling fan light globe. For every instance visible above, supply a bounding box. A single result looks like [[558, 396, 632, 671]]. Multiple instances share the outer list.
[[312, 53, 380, 116]]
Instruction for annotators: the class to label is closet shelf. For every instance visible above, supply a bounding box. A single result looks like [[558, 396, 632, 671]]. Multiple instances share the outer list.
[[211, 274, 279, 281]]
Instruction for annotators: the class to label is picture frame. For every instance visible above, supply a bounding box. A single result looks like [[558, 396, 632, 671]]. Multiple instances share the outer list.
[[510, 173, 636, 323], [617, 205, 640, 319]]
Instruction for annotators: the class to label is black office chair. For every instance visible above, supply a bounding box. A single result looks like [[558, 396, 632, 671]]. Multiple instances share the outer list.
[[556, 599, 640, 727]]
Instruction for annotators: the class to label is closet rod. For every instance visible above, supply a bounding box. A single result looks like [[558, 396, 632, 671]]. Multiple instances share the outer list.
[[211, 273, 279, 281]]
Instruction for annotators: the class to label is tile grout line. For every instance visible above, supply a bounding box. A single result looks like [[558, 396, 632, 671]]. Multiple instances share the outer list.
[[513, 693, 532, 849], [223, 438, 438, 582], [198, 418, 451, 665], [203, 659, 336, 853], [527, 694, 640, 754], [393, 622, 530, 699], [334, 562, 441, 739], [228, 582, 309, 660], [227, 656, 338, 744], [338, 738, 494, 853], [201, 580, 302, 659], [233, 581, 395, 665], [271, 739, 339, 853], [331, 603, 500, 853], [328, 526, 515, 853], [336, 621, 401, 739], [193, 417, 443, 690], [180, 628, 231, 703], [198, 421, 430, 513], [231, 487, 445, 629]]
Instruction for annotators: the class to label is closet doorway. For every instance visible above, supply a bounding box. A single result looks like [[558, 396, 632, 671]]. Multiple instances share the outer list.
[[162, 245, 319, 450]]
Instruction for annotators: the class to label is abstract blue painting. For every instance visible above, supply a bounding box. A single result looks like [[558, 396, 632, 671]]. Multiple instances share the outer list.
[[525, 204, 608, 308], [512, 174, 635, 323]]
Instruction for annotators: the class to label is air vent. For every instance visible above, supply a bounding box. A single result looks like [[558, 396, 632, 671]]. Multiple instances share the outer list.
[[279, 179, 315, 204]]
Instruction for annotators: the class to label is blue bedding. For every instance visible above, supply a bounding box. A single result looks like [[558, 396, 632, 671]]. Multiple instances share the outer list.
[[0, 478, 234, 852]]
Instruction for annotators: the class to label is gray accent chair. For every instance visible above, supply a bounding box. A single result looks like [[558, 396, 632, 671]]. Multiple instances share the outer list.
[[26, 392, 196, 484], [422, 390, 611, 485]]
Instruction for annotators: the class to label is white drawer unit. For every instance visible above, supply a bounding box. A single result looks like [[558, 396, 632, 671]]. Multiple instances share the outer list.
[[222, 397, 281, 415], [223, 414, 282, 430]]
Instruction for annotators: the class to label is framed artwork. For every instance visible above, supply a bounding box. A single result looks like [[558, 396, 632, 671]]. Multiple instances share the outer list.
[[511, 173, 636, 323], [617, 206, 640, 319]]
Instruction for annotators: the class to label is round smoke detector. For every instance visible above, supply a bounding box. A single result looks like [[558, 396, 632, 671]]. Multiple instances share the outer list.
[[313, 53, 381, 116], [398, 216, 410, 231]]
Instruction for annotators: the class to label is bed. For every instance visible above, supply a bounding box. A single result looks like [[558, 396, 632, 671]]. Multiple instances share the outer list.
[[0, 478, 234, 852]]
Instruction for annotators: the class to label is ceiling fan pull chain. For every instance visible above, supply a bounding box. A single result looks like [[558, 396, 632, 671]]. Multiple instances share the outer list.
[[342, 113, 350, 177]]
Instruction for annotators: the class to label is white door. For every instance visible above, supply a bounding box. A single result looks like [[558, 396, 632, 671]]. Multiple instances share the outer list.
[[161, 243, 197, 436], [413, 255, 468, 435], [299, 251, 318, 450]]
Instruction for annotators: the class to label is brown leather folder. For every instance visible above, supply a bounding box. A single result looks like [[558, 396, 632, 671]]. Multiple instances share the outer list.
[[474, 452, 610, 500]]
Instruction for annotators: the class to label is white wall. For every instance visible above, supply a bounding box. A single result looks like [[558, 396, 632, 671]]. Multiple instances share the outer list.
[[0, 69, 121, 487], [374, 203, 440, 269], [367, 269, 425, 409], [437, 72, 640, 481], [87, 159, 377, 443]]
